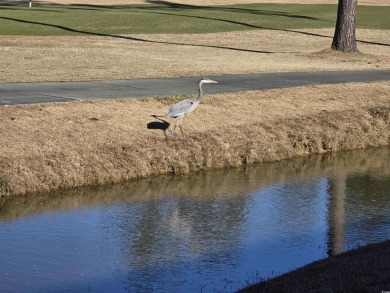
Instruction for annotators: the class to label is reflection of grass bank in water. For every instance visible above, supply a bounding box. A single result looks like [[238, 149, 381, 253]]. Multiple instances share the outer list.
[[1, 146, 389, 220], [0, 82, 389, 197], [239, 240, 390, 292]]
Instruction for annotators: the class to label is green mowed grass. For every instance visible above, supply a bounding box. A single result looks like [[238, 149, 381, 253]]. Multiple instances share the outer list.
[[0, 3, 389, 36]]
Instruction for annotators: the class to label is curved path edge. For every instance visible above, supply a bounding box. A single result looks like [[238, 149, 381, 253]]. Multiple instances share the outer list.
[[0, 70, 389, 105]]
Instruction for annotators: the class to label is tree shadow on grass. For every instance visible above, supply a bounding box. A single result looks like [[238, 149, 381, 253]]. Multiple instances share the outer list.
[[0, 16, 276, 53], [144, 0, 390, 47], [1, 1, 388, 50], [145, 0, 320, 21], [0, 0, 326, 52]]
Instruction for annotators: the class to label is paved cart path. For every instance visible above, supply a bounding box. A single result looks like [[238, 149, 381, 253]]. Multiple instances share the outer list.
[[0, 70, 389, 105]]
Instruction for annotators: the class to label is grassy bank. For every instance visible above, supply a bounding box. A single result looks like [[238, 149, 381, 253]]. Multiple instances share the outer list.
[[239, 240, 390, 292], [0, 81, 389, 197]]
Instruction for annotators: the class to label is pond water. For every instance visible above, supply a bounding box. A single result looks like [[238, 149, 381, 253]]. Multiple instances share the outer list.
[[0, 147, 390, 293]]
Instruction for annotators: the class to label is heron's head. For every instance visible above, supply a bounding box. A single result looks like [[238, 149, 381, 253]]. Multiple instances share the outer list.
[[199, 78, 218, 85]]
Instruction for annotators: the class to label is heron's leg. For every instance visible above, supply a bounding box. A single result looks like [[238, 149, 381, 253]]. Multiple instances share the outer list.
[[163, 130, 169, 141], [172, 118, 182, 134], [177, 119, 185, 135]]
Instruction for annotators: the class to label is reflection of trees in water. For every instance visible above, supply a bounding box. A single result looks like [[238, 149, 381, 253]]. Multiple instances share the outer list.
[[110, 192, 249, 271], [328, 174, 347, 255], [264, 179, 327, 237], [345, 174, 390, 244], [1, 147, 390, 269], [327, 151, 390, 255], [100, 149, 390, 276]]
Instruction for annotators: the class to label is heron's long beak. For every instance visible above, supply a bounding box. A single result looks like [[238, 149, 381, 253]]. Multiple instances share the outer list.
[[209, 80, 218, 84]]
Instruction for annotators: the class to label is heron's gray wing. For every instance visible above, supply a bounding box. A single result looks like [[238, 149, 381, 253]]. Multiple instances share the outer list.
[[164, 99, 194, 118]]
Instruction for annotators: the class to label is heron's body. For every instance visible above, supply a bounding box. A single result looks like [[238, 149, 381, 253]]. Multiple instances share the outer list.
[[164, 98, 197, 119], [163, 78, 218, 134]]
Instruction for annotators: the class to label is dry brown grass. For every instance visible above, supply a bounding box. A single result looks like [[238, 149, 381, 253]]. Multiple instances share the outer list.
[[0, 82, 389, 197], [1, 29, 389, 83]]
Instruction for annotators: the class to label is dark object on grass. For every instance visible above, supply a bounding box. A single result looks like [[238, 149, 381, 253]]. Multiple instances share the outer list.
[[147, 115, 170, 140]]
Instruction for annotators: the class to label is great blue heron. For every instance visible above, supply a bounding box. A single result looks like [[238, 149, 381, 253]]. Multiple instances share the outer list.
[[163, 78, 218, 134]]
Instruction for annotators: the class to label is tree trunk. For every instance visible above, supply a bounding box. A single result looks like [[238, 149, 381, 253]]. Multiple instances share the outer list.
[[331, 0, 358, 52]]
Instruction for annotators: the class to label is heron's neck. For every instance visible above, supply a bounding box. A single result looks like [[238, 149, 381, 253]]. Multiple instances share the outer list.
[[196, 84, 203, 102]]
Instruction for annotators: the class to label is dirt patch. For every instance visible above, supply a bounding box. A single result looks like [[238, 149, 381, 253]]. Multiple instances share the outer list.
[[0, 81, 389, 197], [1, 29, 389, 83]]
